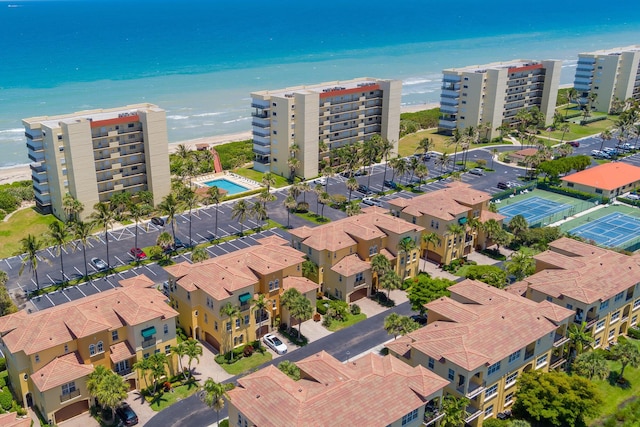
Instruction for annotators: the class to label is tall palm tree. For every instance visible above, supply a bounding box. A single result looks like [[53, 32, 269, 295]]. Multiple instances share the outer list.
[[171, 342, 188, 380], [415, 163, 429, 190], [379, 137, 394, 185], [148, 353, 169, 394], [157, 232, 174, 258], [322, 165, 335, 193], [257, 188, 276, 213], [180, 187, 199, 247], [397, 237, 417, 279], [565, 87, 578, 117], [370, 253, 391, 291], [611, 341, 640, 381], [158, 193, 182, 244], [96, 371, 129, 421], [290, 296, 313, 339], [231, 200, 250, 235], [345, 201, 362, 216], [482, 219, 502, 248], [62, 193, 84, 223], [251, 294, 269, 341], [18, 234, 45, 290], [573, 351, 609, 380], [395, 158, 408, 184], [298, 181, 311, 204], [447, 223, 465, 260], [202, 378, 234, 427], [436, 152, 451, 174], [251, 200, 268, 231], [422, 232, 441, 261], [72, 220, 93, 277], [47, 221, 70, 285], [346, 177, 359, 202], [132, 358, 153, 391], [408, 155, 420, 184], [128, 203, 150, 253], [281, 288, 302, 332], [206, 186, 222, 241], [220, 302, 240, 361], [287, 157, 300, 182], [183, 338, 203, 379], [441, 395, 469, 427], [190, 246, 209, 263], [567, 321, 594, 360], [317, 191, 331, 219], [90, 202, 115, 271], [380, 270, 402, 299], [447, 128, 462, 170], [599, 128, 613, 152], [283, 194, 297, 229], [559, 123, 571, 144], [261, 172, 276, 192], [508, 214, 529, 237]]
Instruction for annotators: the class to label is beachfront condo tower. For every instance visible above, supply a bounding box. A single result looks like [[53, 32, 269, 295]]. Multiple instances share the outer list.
[[438, 60, 562, 139], [23, 104, 171, 221], [250, 77, 401, 179], [573, 45, 640, 113]]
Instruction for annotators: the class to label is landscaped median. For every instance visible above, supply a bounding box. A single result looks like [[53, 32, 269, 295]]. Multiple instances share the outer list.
[[316, 298, 367, 332], [214, 341, 273, 375], [145, 377, 200, 412]]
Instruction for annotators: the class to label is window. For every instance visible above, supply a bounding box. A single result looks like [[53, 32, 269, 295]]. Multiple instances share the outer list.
[[505, 392, 514, 406], [204, 313, 208, 323], [448, 369, 455, 380], [608, 329, 615, 339], [97, 341, 103, 353], [64, 344, 69, 353], [506, 371, 518, 388], [164, 324, 169, 334], [244, 315, 249, 325], [165, 345, 171, 355], [595, 319, 605, 332], [600, 299, 609, 310], [112, 330, 119, 341], [485, 384, 498, 400], [206, 297, 214, 309], [144, 353, 150, 359], [536, 354, 548, 368], [508, 350, 521, 363], [487, 361, 501, 375], [595, 337, 602, 347], [401, 409, 418, 426], [274, 279, 280, 289], [634, 298, 640, 310], [155, 349, 160, 354], [566, 304, 573, 310], [226, 322, 231, 332], [631, 315, 637, 326], [484, 405, 494, 418], [89, 344, 96, 356], [128, 123, 134, 128], [615, 292, 624, 302], [61, 381, 76, 396], [35, 354, 40, 363], [215, 321, 218, 331], [235, 318, 240, 329], [611, 311, 620, 323], [355, 272, 364, 282], [269, 281, 274, 291]]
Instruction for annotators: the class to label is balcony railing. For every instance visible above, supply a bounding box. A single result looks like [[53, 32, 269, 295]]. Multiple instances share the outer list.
[[141, 338, 156, 348], [60, 389, 81, 403], [524, 349, 535, 361], [116, 368, 133, 376], [424, 410, 445, 426], [457, 381, 485, 399], [464, 405, 483, 423], [553, 333, 570, 347], [550, 354, 566, 370]]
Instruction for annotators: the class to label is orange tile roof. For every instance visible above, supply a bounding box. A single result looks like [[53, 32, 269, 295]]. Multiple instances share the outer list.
[[228, 351, 448, 427], [282, 276, 320, 294], [110, 341, 136, 363], [331, 254, 371, 277], [31, 352, 94, 392], [119, 274, 156, 288], [525, 237, 640, 304], [0, 281, 177, 355], [0, 412, 31, 427], [560, 162, 640, 191], [479, 210, 506, 223], [289, 209, 423, 251], [165, 237, 306, 300], [387, 280, 573, 370]]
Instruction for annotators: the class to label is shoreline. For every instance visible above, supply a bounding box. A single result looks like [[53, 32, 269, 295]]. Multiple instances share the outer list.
[[0, 102, 440, 186]]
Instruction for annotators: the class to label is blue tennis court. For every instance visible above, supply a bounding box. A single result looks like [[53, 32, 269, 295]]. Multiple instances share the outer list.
[[499, 196, 571, 225], [569, 213, 640, 248]]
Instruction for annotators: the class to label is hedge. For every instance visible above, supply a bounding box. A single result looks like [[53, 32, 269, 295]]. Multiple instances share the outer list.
[[617, 196, 640, 208], [579, 115, 607, 125], [536, 182, 609, 203], [628, 327, 640, 340], [0, 388, 12, 411], [564, 111, 583, 120]]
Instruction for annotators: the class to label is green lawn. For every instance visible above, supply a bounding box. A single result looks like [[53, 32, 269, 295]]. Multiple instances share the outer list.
[[588, 338, 640, 425], [0, 207, 61, 258], [398, 129, 513, 157], [294, 211, 331, 225], [147, 380, 200, 411], [234, 167, 289, 188], [326, 313, 367, 332], [218, 351, 272, 375]]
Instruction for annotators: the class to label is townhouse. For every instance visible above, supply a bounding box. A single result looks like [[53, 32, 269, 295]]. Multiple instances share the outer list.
[[164, 236, 318, 352], [518, 237, 640, 348], [0, 276, 177, 425], [388, 182, 504, 265], [387, 279, 573, 427], [250, 77, 401, 179], [289, 207, 424, 302], [228, 350, 449, 427]]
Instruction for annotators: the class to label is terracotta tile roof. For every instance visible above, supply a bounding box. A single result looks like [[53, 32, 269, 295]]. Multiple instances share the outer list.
[[387, 280, 573, 370], [0, 282, 177, 355], [119, 274, 156, 288], [560, 162, 640, 191], [479, 210, 506, 223], [525, 238, 640, 304], [0, 412, 31, 427], [504, 282, 528, 297], [31, 352, 94, 392], [228, 351, 448, 427], [379, 248, 396, 261], [165, 238, 306, 300], [388, 182, 492, 220], [290, 210, 423, 251], [282, 276, 320, 294], [109, 341, 136, 363], [331, 254, 371, 277]]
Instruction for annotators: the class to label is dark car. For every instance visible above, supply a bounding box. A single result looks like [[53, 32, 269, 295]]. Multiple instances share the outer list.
[[173, 237, 186, 249], [567, 141, 580, 147], [116, 404, 138, 426], [151, 217, 165, 226], [130, 247, 147, 260], [410, 314, 428, 325], [383, 180, 398, 189], [497, 182, 509, 190], [358, 185, 374, 195]]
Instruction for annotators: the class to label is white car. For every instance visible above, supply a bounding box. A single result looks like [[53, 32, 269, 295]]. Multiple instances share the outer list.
[[315, 177, 327, 185], [362, 197, 382, 207], [263, 333, 287, 355], [91, 257, 108, 271]]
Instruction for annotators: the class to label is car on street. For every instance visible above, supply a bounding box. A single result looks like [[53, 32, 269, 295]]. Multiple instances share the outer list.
[[358, 185, 374, 195], [567, 141, 580, 147], [116, 403, 138, 426], [497, 182, 509, 190], [617, 143, 633, 151], [383, 180, 398, 189], [410, 314, 428, 325], [314, 177, 327, 185], [130, 247, 147, 260], [354, 169, 367, 176], [626, 193, 640, 200], [174, 237, 186, 249], [90, 257, 108, 271], [507, 181, 520, 188], [151, 217, 165, 226], [362, 197, 383, 207], [263, 333, 287, 355], [469, 168, 485, 176]]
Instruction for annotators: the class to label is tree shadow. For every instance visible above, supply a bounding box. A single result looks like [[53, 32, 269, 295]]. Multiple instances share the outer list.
[[607, 371, 631, 389]]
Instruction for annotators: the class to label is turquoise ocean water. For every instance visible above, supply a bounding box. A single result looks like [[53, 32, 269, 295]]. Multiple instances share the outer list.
[[0, 0, 639, 167]]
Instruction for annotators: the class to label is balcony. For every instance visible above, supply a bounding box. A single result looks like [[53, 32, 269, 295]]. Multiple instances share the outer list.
[[60, 389, 81, 403], [550, 354, 566, 370], [457, 381, 485, 399], [251, 119, 270, 128], [28, 151, 45, 162], [141, 338, 156, 348], [251, 102, 270, 110], [440, 89, 460, 98], [438, 119, 457, 130], [553, 333, 570, 347], [26, 140, 44, 151], [30, 163, 46, 173], [574, 314, 599, 329], [115, 367, 133, 376], [424, 410, 445, 426], [524, 349, 535, 361], [464, 405, 483, 423]]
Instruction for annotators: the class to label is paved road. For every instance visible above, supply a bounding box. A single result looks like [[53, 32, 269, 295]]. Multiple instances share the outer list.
[[145, 300, 414, 427]]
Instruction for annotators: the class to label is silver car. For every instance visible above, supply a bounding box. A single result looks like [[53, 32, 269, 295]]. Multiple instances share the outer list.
[[91, 257, 108, 271], [263, 333, 287, 355]]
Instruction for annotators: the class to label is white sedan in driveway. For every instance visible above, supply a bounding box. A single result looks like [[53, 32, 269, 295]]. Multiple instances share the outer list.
[[263, 333, 287, 355]]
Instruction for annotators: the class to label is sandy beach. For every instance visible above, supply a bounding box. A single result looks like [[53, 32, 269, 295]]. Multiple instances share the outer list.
[[0, 103, 439, 186]]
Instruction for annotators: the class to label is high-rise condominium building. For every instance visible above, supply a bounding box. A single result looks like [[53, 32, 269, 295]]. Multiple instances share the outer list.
[[438, 60, 561, 139], [23, 104, 171, 220], [573, 45, 640, 113], [250, 77, 401, 179]]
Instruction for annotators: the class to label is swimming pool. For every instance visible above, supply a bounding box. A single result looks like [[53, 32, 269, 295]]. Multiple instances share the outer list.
[[203, 178, 250, 195]]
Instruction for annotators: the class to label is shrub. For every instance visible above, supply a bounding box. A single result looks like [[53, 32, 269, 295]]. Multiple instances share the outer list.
[[147, 245, 163, 260], [482, 419, 510, 427], [0, 376, 5, 389], [322, 316, 333, 327], [316, 300, 329, 315], [579, 116, 607, 125], [0, 357, 5, 372], [0, 389, 12, 411], [243, 345, 254, 357], [627, 327, 640, 340], [316, 291, 323, 299], [350, 304, 361, 315], [220, 419, 230, 427], [214, 140, 253, 170], [295, 202, 309, 213], [0, 192, 19, 213]]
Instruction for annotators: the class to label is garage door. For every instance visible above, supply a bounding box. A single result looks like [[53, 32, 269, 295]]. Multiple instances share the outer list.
[[205, 332, 220, 351], [54, 399, 89, 423], [349, 288, 367, 302]]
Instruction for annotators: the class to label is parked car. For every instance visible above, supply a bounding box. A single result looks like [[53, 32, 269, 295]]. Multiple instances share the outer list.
[[315, 177, 327, 185], [354, 169, 368, 176], [497, 182, 509, 190], [410, 314, 428, 325], [627, 193, 640, 200], [591, 149, 610, 158], [567, 141, 580, 147], [469, 168, 485, 176], [90, 257, 108, 271], [174, 237, 186, 249], [362, 197, 383, 207], [383, 180, 398, 189], [617, 143, 633, 151], [130, 247, 147, 260], [116, 404, 138, 426], [150, 217, 164, 226], [358, 185, 374, 195], [507, 181, 520, 188], [263, 333, 287, 355]]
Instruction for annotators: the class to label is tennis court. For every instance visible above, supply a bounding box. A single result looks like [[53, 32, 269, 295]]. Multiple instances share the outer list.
[[568, 212, 640, 249], [499, 196, 572, 225]]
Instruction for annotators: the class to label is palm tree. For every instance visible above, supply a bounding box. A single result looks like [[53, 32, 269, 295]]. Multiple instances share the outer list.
[[345, 201, 361, 217], [206, 186, 222, 241], [397, 237, 417, 278], [418, 137, 433, 158], [447, 128, 462, 169], [407, 155, 421, 184], [149, 352, 169, 394], [251, 294, 269, 341], [128, 202, 151, 252], [388, 156, 403, 183], [90, 202, 115, 271], [47, 221, 70, 285], [599, 128, 613, 152], [482, 219, 502, 248], [287, 157, 300, 182], [422, 232, 441, 261], [565, 87, 578, 117], [379, 137, 394, 185], [72, 220, 93, 277], [220, 302, 240, 361], [231, 200, 250, 235], [346, 176, 359, 202], [612, 341, 640, 381], [379, 270, 402, 300], [158, 193, 182, 243], [414, 164, 429, 190], [18, 234, 46, 290], [62, 193, 84, 222], [290, 296, 313, 339], [180, 187, 199, 247], [202, 378, 234, 427], [298, 181, 311, 204], [171, 342, 188, 380], [132, 357, 153, 391], [573, 351, 609, 380], [322, 165, 335, 193], [257, 188, 276, 213], [436, 152, 451, 174], [370, 253, 391, 291], [183, 338, 203, 379], [508, 214, 529, 237], [395, 158, 408, 184], [505, 250, 535, 281], [441, 395, 469, 427], [250, 200, 267, 231], [567, 321, 595, 360], [317, 191, 331, 219], [96, 372, 129, 421], [302, 258, 318, 280], [261, 172, 276, 192], [283, 195, 297, 229], [190, 246, 209, 263], [559, 123, 571, 144], [87, 365, 109, 402], [157, 231, 174, 256], [313, 183, 323, 213], [280, 288, 302, 332]]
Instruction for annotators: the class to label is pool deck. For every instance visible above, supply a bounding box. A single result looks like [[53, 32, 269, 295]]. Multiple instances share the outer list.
[[192, 171, 262, 192]]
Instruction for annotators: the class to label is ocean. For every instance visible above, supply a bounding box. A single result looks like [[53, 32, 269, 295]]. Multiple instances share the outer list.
[[1, 0, 639, 168]]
